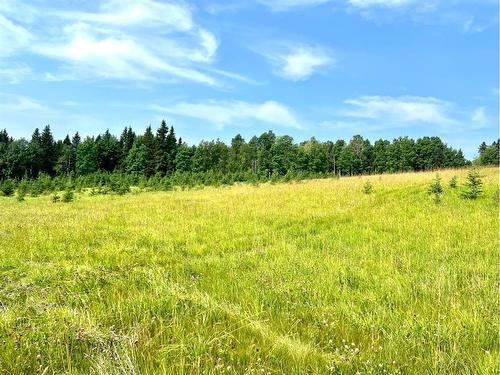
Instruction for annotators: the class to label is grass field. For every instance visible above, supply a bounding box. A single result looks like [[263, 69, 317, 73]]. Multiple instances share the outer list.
[[0, 167, 498, 374]]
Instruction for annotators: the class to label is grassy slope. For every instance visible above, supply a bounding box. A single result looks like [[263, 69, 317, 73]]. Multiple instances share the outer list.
[[0, 168, 498, 374]]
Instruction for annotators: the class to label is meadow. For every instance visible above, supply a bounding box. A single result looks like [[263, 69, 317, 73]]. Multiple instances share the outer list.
[[0, 167, 498, 374]]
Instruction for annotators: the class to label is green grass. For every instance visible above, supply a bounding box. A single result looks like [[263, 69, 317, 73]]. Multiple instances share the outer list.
[[0, 167, 498, 374]]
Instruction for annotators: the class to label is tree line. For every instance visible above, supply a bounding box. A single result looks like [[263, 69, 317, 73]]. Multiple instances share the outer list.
[[0, 123, 497, 190]]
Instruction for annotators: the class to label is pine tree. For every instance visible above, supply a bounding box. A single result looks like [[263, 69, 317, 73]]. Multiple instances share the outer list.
[[143, 126, 156, 177], [428, 174, 443, 204], [461, 168, 483, 199], [155, 120, 169, 175], [165, 126, 178, 173], [70, 132, 81, 174], [40, 125, 57, 175], [449, 176, 457, 188], [363, 181, 373, 194], [0, 129, 11, 144], [28, 128, 42, 178], [0, 179, 15, 197]]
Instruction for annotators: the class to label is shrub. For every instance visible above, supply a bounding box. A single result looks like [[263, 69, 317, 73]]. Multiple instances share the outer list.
[[61, 190, 74, 203], [363, 181, 373, 194], [428, 174, 443, 204], [461, 168, 483, 200], [16, 180, 29, 202], [449, 176, 458, 188], [0, 179, 16, 197], [52, 193, 60, 203], [270, 173, 281, 184]]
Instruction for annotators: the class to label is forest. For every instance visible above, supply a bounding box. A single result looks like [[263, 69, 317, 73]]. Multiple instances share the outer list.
[[0, 122, 498, 193]]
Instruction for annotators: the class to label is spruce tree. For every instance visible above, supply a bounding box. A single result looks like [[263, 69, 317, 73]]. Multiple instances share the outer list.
[[40, 125, 57, 175], [428, 174, 443, 204], [449, 176, 457, 188], [461, 168, 483, 199], [363, 181, 373, 194], [142, 126, 156, 177], [155, 120, 169, 175], [165, 126, 178, 173]]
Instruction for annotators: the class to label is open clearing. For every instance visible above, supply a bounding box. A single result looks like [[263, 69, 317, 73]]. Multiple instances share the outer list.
[[0, 167, 498, 374]]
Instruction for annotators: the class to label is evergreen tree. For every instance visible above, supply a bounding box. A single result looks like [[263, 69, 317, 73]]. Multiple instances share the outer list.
[[449, 176, 458, 189], [428, 174, 443, 204], [0, 129, 11, 144], [119, 127, 136, 167], [70, 132, 81, 173], [28, 128, 43, 178], [461, 168, 483, 199], [40, 125, 57, 175], [142, 127, 156, 177], [363, 180, 373, 194], [155, 120, 169, 175], [165, 126, 178, 173]]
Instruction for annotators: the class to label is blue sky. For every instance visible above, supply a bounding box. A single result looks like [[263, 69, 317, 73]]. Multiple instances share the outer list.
[[0, 0, 498, 158]]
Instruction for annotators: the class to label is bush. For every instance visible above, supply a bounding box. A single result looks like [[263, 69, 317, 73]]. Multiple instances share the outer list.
[[61, 190, 74, 203], [363, 181, 373, 194], [449, 176, 457, 188], [0, 179, 16, 197], [461, 168, 483, 200], [52, 193, 60, 203], [428, 174, 443, 204], [16, 180, 29, 202]]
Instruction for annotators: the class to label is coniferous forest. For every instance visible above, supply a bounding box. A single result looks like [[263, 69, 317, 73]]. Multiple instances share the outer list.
[[0, 122, 498, 195]]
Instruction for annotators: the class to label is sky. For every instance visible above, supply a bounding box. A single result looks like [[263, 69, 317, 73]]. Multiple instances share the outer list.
[[0, 0, 498, 158]]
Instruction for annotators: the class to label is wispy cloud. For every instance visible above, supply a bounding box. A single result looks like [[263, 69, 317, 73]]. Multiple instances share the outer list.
[[341, 95, 458, 127], [260, 44, 334, 81], [257, 0, 332, 11], [0, 0, 228, 86], [347, 0, 417, 8], [0, 14, 32, 56], [0, 93, 52, 113], [257, 0, 420, 11], [471, 107, 490, 128], [257, 0, 497, 33], [151, 100, 303, 129], [0, 64, 32, 84]]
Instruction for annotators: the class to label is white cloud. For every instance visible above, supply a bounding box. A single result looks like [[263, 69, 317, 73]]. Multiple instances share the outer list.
[[0, 0, 224, 85], [471, 107, 489, 128], [262, 44, 334, 81], [258, 0, 419, 10], [0, 93, 52, 113], [0, 14, 32, 56], [0, 64, 32, 83], [257, 0, 332, 11], [348, 0, 416, 8], [342, 95, 457, 127], [34, 27, 217, 85], [151, 100, 302, 129], [60, 0, 194, 31]]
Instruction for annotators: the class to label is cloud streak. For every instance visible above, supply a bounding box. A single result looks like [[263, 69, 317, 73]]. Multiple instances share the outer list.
[[0, 0, 226, 85], [151, 100, 303, 129], [341, 95, 458, 127]]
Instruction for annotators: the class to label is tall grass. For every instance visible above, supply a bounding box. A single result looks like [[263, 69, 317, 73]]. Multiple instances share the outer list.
[[0, 167, 498, 374]]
